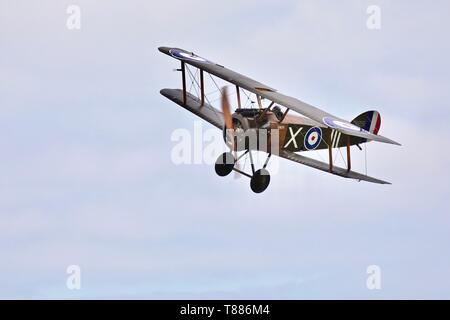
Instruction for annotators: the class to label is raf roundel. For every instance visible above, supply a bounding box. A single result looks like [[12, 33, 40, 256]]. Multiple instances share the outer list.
[[323, 117, 364, 132], [169, 48, 210, 64], [304, 127, 322, 150]]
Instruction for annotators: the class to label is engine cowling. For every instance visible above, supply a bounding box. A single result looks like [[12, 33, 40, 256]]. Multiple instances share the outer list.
[[222, 113, 250, 151]]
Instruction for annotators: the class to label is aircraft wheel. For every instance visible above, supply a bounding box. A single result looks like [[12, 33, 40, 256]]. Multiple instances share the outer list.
[[215, 152, 235, 177], [250, 168, 270, 193]]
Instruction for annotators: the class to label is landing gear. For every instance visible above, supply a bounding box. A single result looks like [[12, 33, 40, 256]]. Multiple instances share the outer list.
[[250, 168, 270, 193], [215, 150, 272, 193], [215, 152, 235, 177]]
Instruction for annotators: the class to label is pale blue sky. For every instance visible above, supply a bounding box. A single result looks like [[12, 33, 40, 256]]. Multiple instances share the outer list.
[[1, 0, 449, 299]]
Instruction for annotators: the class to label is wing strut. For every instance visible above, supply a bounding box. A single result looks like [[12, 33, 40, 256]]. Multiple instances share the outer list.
[[328, 130, 333, 173], [181, 61, 187, 105], [346, 135, 351, 172], [280, 108, 290, 122], [236, 85, 241, 109], [200, 69, 205, 106]]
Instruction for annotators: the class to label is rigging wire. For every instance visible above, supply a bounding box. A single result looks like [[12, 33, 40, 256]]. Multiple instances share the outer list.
[[337, 147, 347, 167], [187, 66, 200, 98], [365, 142, 368, 176], [241, 89, 254, 108], [208, 73, 223, 96], [185, 66, 227, 125]]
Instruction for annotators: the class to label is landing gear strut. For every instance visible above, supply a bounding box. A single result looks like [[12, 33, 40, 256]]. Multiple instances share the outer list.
[[214, 151, 272, 193]]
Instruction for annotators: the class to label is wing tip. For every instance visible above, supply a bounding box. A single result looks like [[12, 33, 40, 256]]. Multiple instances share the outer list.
[[158, 46, 171, 54], [160, 88, 171, 97], [358, 177, 391, 185], [371, 134, 401, 146], [383, 136, 401, 146]]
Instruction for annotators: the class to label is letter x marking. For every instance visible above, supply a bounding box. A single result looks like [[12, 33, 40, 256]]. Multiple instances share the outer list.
[[284, 127, 303, 148]]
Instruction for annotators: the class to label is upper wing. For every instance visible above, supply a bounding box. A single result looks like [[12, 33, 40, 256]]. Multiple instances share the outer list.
[[159, 46, 276, 92], [279, 149, 391, 184], [159, 47, 400, 146], [160, 88, 224, 129]]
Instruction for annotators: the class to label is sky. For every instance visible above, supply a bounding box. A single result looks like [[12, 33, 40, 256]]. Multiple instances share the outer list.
[[0, 0, 449, 299]]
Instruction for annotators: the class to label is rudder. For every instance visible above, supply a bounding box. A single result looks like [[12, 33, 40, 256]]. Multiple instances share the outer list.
[[351, 111, 381, 134]]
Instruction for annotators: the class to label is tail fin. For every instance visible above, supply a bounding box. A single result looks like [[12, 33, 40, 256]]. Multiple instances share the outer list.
[[351, 111, 381, 135]]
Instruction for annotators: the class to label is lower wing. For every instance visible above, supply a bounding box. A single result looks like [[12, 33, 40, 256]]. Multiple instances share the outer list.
[[279, 149, 391, 184], [160, 88, 224, 129]]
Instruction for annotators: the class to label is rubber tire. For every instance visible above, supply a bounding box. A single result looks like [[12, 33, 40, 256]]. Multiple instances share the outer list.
[[215, 152, 235, 177], [250, 168, 270, 193]]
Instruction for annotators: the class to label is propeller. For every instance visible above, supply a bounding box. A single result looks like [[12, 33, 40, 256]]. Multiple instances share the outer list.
[[221, 86, 235, 151], [221, 87, 233, 130], [221, 87, 240, 177]]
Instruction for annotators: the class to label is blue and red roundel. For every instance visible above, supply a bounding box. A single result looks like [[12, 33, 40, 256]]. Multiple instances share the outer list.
[[169, 48, 211, 64], [304, 127, 322, 150]]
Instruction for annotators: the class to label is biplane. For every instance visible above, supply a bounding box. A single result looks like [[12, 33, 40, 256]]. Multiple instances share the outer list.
[[159, 47, 400, 193]]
